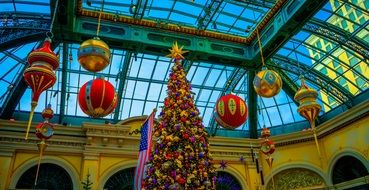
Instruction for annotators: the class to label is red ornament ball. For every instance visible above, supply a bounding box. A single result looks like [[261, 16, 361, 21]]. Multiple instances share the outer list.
[[214, 94, 248, 129], [78, 78, 118, 118], [35, 122, 54, 140], [42, 104, 54, 120], [261, 128, 271, 138], [260, 139, 275, 155]]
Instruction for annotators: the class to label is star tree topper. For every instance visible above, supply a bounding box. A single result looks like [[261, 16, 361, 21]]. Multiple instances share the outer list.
[[166, 41, 188, 60]]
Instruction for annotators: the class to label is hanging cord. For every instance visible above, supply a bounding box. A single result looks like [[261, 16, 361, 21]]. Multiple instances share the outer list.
[[252, 9, 265, 68], [48, 88, 53, 105], [47, 0, 59, 38], [260, 97, 266, 127], [225, 68, 230, 93], [96, 0, 105, 37], [256, 29, 265, 67], [292, 42, 302, 77]]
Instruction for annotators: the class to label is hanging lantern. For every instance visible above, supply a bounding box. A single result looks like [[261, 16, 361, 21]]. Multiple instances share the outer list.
[[78, 78, 118, 118], [214, 94, 248, 130], [78, 37, 111, 72], [294, 76, 322, 156], [253, 69, 282, 98], [23, 38, 58, 140]]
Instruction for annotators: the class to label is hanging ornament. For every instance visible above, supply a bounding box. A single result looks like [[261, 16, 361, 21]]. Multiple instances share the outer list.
[[294, 76, 322, 156], [41, 103, 54, 122], [78, 78, 118, 118], [23, 38, 58, 140], [78, 1, 111, 73], [253, 69, 282, 98], [260, 127, 271, 138], [260, 128, 275, 156], [35, 122, 54, 140], [214, 93, 248, 130], [260, 138, 275, 155], [253, 29, 282, 98], [78, 37, 111, 72], [34, 106, 55, 186], [260, 127, 276, 189]]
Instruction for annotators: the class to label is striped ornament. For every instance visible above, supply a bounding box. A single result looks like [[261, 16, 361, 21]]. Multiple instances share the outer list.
[[78, 78, 118, 118]]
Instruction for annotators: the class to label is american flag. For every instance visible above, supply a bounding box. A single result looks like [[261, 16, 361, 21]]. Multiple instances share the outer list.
[[134, 110, 155, 190]]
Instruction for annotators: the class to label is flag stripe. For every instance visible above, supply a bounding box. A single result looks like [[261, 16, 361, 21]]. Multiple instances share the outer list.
[[134, 111, 155, 190]]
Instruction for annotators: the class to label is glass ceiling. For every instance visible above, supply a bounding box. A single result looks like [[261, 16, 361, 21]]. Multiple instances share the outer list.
[[82, 0, 272, 37], [0, 0, 369, 137]]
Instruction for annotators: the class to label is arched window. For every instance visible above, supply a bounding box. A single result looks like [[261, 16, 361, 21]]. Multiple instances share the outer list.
[[216, 171, 242, 190], [332, 155, 369, 184], [103, 167, 135, 190], [16, 163, 73, 190]]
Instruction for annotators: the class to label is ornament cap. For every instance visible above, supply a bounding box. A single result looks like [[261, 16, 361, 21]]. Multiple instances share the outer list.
[[294, 75, 319, 102], [27, 38, 59, 70]]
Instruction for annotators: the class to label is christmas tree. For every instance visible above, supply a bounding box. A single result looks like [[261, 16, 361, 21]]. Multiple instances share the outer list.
[[143, 42, 217, 189], [81, 170, 93, 190]]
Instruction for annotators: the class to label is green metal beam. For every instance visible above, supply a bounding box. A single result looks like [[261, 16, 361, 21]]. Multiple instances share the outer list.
[[197, 0, 224, 30], [283, 38, 369, 86], [249, 0, 328, 64], [58, 43, 68, 124], [55, 18, 249, 67], [303, 19, 369, 61], [270, 55, 354, 106], [113, 52, 132, 121], [133, 0, 149, 19], [229, 0, 276, 9], [2, 51, 27, 64], [0, 57, 28, 119], [0, 47, 40, 119], [248, 71, 258, 139], [308, 18, 369, 51], [54, 0, 327, 68], [182, 59, 194, 74]]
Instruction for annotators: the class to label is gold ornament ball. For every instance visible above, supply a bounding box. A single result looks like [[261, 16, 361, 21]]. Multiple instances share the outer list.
[[253, 69, 282, 98], [78, 37, 111, 72]]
